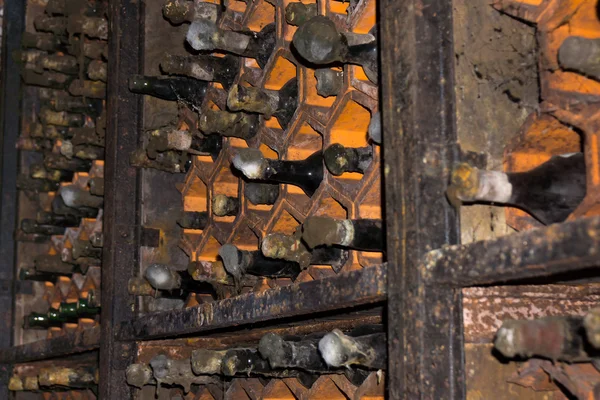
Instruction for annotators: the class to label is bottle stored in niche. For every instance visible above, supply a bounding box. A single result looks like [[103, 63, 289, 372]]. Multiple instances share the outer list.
[[130, 148, 191, 174], [128, 75, 208, 111], [20, 219, 67, 236], [16, 174, 59, 192], [447, 152, 586, 225], [319, 329, 386, 369], [232, 148, 323, 196], [163, 0, 219, 25], [38, 366, 98, 389], [293, 16, 378, 84], [212, 195, 239, 217], [161, 54, 240, 90], [68, 79, 106, 99], [44, 153, 92, 172], [144, 264, 215, 296], [59, 184, 104, 209], [244, 182, 279, 205], [302, 216, 384, 251], [186, 20, 276, 68], [145, 354, 217, 393], [198, 109, 259, 140], [260, 233, 349, 270], [177, 211, 208, 230], [145, 127, 222, 160], [315, 68, 343, 98], [218, 244, 303, 281], [323, 143, 373, 175], [227, 78, 298, 130], [285, 2, 317, 26]]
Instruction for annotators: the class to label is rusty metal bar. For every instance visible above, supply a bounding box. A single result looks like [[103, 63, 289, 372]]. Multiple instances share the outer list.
[[0, 327, 100, 364], [379, 0, 465, 398], [423, 216, 600, 287], [99, 0, 145, 397], [117, 264, 386, 341]]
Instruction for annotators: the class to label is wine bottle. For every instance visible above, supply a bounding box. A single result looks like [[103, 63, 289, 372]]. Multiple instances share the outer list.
[[447, 153, 586, 225], [128, 75, 208, 110], [24, 307, 79, 329], [145, 127, 222, 159], [89, 177, 104, 196], [69, 238, 103, 260], [66, 37, 106, 60], [285, 2, 318, 26], [87, 59, 107, 82], [232, 148, 323, 196], [16, 174, 59, 192], [244, 182, 279, 205], [130, 148, 191, 173], [34, 15, 67, 35], [163, 0, 219, 24], [212, 194, 239, 217], [52, 195, 98, 219], [20, 219, 66, 236], [59, 185, 104, 209], [190, 349, 227, 375], [293, 16, 378, 84], [149, 355, 217, 393], [16, 136, 52, 152], [144, 264, 214, 295], [198, 109, 259, 140], [221, 348, 299, 378], [36, 211, 80, 227], [260, 232, 349, 270], [161, 54, 240, 90], [315, 68, 343, 97], [323, 143, 373, 175], [368, 111, 381, 145], [35, 53, 79, 75], [38, 366, 98, 389], [39, 107, 84, 127], [34, 254, 81, 275], [128, 277, 190, 303], [30, 163, 74, 183], [60, 141, 105, 160], [227, 78, 298, 130], [44, 152, 93, 172], [68, 79, 106, 99], [70, 127, 105, 147], [58, 298, 100, 318], [319, 329, 386, 369], [126, 364, 156, 388], [21, 70, 72, 89], [21, 32, 64, 52], [186, 20, 276, 68], [177, 211, 208, 230], [558, 36, 600, 81], [495, 316, 593, 362], [218, 244, 303, 281], [301, 216, 384, 251], [39, 88, 102, 115], [14, 49, 44, 70], [19, 266, 60, 283], [259, 333, 328, 371], [8, 375, 36, 392], [67, 15, 108, 40]]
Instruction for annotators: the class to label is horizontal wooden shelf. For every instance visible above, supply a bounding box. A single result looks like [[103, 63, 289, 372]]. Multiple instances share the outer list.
[[0, 326, 100, 364], [117, 263, 387, 341]]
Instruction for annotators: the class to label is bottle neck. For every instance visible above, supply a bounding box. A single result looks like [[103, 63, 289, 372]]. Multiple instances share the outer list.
[[265, 152, 324, 196], [178, 211, 208, 230]]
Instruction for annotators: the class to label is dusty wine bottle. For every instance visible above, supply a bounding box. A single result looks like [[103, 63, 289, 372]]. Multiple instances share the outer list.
[[36, 211, 80, 227], [39, 88, 102, 115], [126, 364, 156, 388], [323, 143, 373, 175], [221, 348, 299, 378], [218, 244, 303, 281], [24, 309, 70, 329], [67, 15, 108, 40], [68, 79, 106, 99], [61, 142, 105, 160], [186, 20, 276, 68], [16, 174, 59, 192], [87, 60, 107, 82], [145, 127, 222, 159], [285, 2, 318, 26], [60, 185, 104, 209], [66, 37, 106, 60], [20, 219, 66, 236], [315, 68, 343, 97], [44, 153, 92, 172], [35, 254, 82, 275], [198, 109, 259, 140], [19, 266, 60, 283], [21, 70, 72, 89], [260, 232, 349, 270], [128, 75, 208, 110], [368, 111, 381, 145], [319, 329, 386, 369], [30, 164, 74, 183], [149, 355, 217, 393], [259, 333, 329, 372], [302, 216, 384, 251], [163, 0, 219, 25], [212, 194, 239, 217], [70, 127, 105, 147], [39, 107, 84, 127], [38, 367, 98, 389], [52, 195, 98, 219], [35, 53, 79, 75], [558, 36, 600, 81], [447, 152, 586, 225], [144, 264, 214, 296], [34, 15, 67, 35], [69, 238, 103, 260], [130, 148, 190, 173], [244, 182, 279, 205], [58, 298, 100, 318], [177, 211, 208, 230], [161, 53, 240, 90], [128, 277, 190, 303], [232, 148, 323, 196], [21, 32, 64, 52], [293, 16, 378, 83], [190, 349, 227, 375], [227, 78, 298, 129]]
